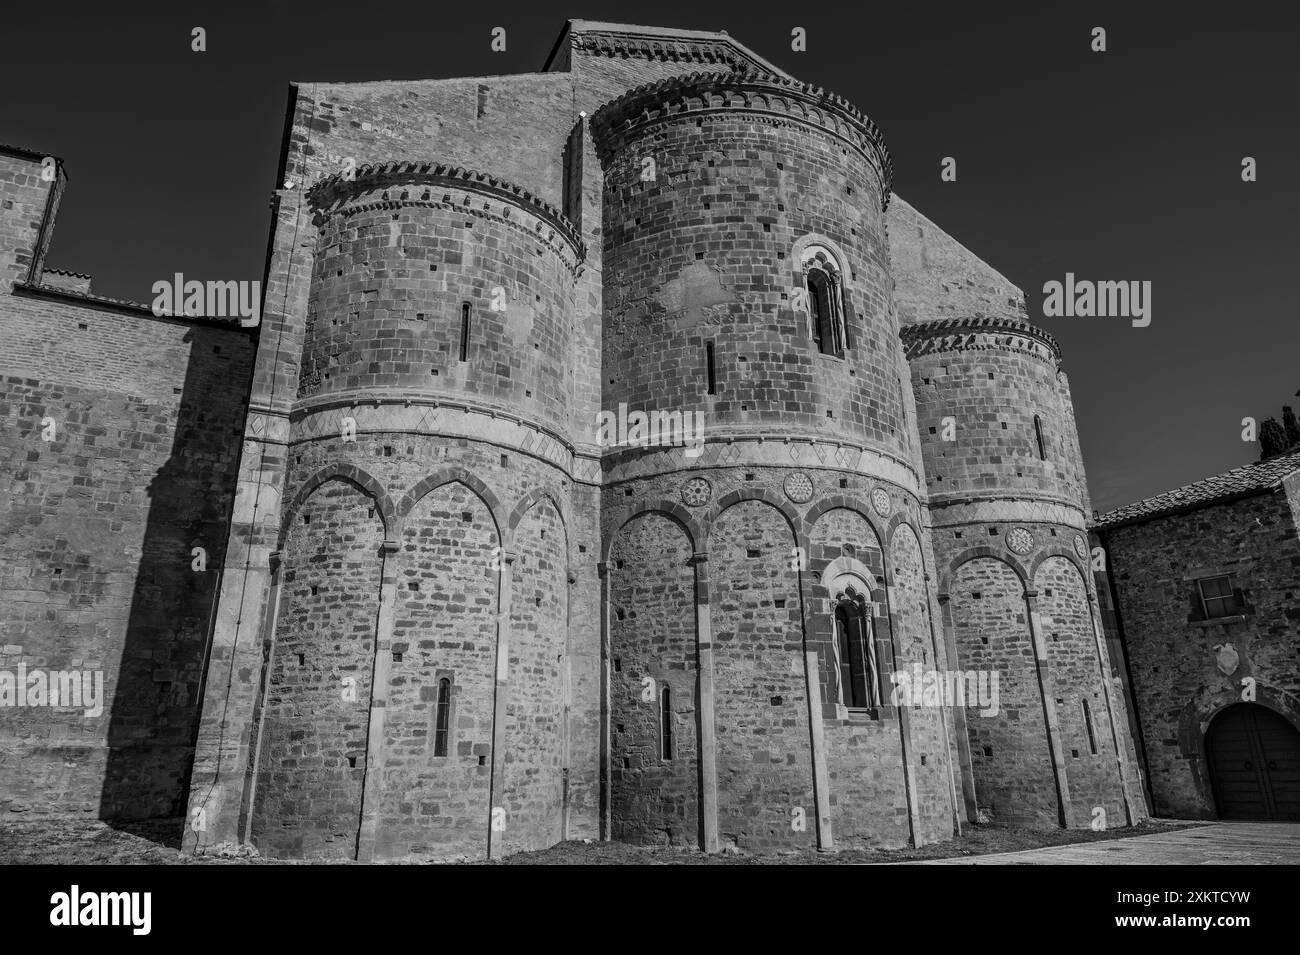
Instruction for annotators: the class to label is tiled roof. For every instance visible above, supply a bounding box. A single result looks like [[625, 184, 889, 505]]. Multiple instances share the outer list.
[[1095, 448, 1300, 529], [11, 280, 254, 332]]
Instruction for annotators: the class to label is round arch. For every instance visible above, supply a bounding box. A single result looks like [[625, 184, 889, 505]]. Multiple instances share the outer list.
[[506, 486, 575, 571], [602, 499, 701, 563], [802, 495, 888, 557], [1177, 684, 1300, 777], [791, 232, 852, 279], [397, 466, 506, 544], [278, 463, 396, 550], [705, 488, 804, 552], [1026, 543, 1090, 585], [945, 548, 1030, 595], [819, 555, 887, 606], [1202, 699, 1300, 820]]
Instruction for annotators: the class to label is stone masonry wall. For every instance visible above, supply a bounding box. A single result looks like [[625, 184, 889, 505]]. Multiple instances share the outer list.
[[251, 429, 585, 859], [807, 506, 910, 849], [889, 521, 956, 843], [887, 197, 1027, 326], [951, 557, 1059, 826], [502, 498, 568, 853], [378, 481, 498, 860], [608, 511, 699, 846], [302, 169, 579, 424], [908, 329, 1086, 512], [182, 73, 605, 857], [0, 150, 57, 293], [250, 479, 383, 859], [0, 174, 254, 823], [1037, 554, 1124, 827], [599, 459, 949, 850], [596, 89, 903, 458], [710, 499, 816, 851]]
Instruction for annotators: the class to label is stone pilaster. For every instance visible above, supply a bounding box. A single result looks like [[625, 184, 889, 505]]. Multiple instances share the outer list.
[[1025, 588, 1073, 827]]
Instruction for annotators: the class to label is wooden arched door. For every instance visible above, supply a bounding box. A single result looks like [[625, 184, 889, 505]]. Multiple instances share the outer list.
[[1205, 704, 1300, 820]]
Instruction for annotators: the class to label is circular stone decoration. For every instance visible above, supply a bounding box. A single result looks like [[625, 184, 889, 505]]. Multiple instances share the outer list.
[[1006, 526, 1035, 555], [783, 472, 814, 504], [1073, 534, 1088, 560], [871, 487, 891, 517], [681, 477, 712, 507]]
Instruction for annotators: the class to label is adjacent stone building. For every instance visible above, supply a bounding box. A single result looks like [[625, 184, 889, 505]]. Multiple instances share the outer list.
[[0, 20, 1145, 859], [0, 142, 256, 820], [1094, 449, 1300, 822]]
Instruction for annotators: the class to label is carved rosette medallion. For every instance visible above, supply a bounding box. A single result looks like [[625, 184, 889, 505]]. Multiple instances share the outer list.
[[783, 472, 814, 504], [1006, 526, 1034, 555], [871, 487, 891, 517], [681, 477, 712, 507]]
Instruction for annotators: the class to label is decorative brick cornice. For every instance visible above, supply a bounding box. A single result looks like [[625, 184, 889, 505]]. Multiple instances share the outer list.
[[306, 161, 585, 264], [899, 316, 1062, 363], [555, 21, 788, 76], [41, 267, 92, 280], [575, 32, 742, 67], [589, 70, 893, 208]]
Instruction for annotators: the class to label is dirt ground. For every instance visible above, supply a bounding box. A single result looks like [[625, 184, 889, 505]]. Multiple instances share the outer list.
[[0, 816, 1201, 865]]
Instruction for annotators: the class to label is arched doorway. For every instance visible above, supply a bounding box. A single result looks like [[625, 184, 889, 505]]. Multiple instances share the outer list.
[[1205, 703, 1300, 821]]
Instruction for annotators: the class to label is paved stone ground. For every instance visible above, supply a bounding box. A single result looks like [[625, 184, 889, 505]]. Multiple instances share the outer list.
[[13, 818, 1298, 864], [913, 822, 1300, 864], [0, 816, 1203, 864]]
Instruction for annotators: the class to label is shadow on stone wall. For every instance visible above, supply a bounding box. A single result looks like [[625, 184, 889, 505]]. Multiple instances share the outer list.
[[99, 323, 253, 843]]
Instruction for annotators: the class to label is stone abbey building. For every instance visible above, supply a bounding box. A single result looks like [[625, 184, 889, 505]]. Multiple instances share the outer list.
[[1, 20, 1152, 859]]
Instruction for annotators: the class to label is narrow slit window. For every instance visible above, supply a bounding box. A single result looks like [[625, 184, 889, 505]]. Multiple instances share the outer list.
[[660, 686, 673, 759], [1029, 415, 1050, 462], [459, 303, 471, 362], [705, 341, 716, 395], [434, 678, 451, 756], [1081, 698, 1097, 755]]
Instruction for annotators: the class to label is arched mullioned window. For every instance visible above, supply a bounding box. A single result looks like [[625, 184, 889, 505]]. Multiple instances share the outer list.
[[800, 246, 849, 357], [832, 581, 878, 709]]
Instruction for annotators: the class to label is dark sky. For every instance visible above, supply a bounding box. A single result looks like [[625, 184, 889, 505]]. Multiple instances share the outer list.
[[2, 0, 1296, 513]]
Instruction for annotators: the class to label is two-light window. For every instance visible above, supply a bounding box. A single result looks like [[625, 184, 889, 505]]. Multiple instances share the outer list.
[[834, 584, 879, 709], [801, 247, 849, 358]]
